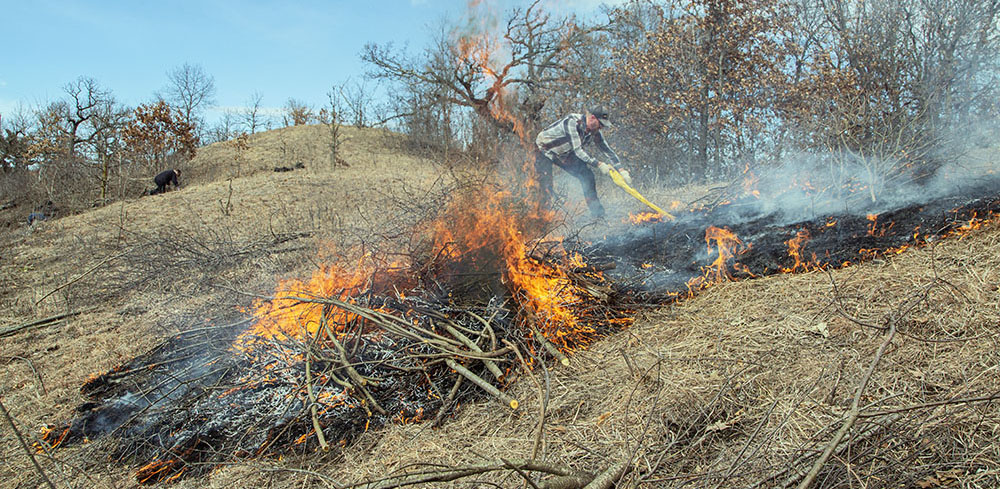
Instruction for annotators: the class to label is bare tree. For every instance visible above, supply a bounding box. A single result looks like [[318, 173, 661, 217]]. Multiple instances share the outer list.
[[25, 77, 128, 204], [208, 109, 240, 144], [241, 91, 268, 134], [362, 0, 606, 144], [806, 0, 1000, 183], [336, 77, 376, 128], [322, 88, 346, 167], [161, 62, 216, 135], [57, 76, 122, 158]]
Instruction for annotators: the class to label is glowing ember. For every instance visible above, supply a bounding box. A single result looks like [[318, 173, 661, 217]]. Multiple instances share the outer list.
[[629, 211, 665, 224]]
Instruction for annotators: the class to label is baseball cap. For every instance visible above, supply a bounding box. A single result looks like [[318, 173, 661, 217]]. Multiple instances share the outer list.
[[589, 106, 613, 129]]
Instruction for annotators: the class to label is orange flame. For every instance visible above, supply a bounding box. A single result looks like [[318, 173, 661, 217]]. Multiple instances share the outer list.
[[781, 229, 818, 273], [629, 211, 664, 224], [236, 254, 408, 349], [686, 226, 750, 293], [431, 191, 597, 348]]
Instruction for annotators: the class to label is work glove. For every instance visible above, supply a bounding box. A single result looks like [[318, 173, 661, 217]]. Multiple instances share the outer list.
[[618, 169, 632, 186], [597, 161, 613, 177]]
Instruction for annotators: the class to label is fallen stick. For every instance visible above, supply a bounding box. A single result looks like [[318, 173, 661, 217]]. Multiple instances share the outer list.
[[583, 459, 630, 489], [794, 318, 897, 489], [305, 324, 330, 451], [0, 397, 57, 489], [347, 459, 580, 489], [6, 356, 46, 396], [445, 358, 518, 410], [35, 251, 126, 305], [322, 320, 388, 416], [441, 321, 505, 381], [1, 307, 98, 338], [432, 376, 464, 427], [531, 325, 570, 367]]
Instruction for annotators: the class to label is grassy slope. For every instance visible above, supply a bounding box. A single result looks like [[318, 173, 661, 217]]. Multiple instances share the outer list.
[[1, 125, 999, 488]]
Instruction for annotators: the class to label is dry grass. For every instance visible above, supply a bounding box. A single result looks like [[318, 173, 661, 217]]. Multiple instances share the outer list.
[[2, 124, 999, 488], [226, 227, 996, 489]]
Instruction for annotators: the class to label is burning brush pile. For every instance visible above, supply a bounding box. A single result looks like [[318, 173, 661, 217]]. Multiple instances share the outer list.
[[38, 190, 636, 483], [37, 166, 1000, 484]]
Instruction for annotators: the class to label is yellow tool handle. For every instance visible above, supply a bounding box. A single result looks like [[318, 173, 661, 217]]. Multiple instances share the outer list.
[[608, 168, 675, 220]]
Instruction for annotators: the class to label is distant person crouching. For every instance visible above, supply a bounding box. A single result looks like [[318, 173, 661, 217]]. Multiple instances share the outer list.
[[27, 212, 47, 225], [27, 200, 56, 225], [152, 169, 182, 195]]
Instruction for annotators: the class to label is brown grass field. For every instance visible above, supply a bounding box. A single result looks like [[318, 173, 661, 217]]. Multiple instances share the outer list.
[[2, 124, 999, 488]]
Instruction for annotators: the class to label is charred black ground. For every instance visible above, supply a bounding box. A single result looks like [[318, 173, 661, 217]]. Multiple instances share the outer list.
[[584, 176, 1000, 296], [38, 174, 1000, 483]]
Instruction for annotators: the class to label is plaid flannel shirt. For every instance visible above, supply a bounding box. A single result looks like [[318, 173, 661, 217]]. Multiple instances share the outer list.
[[535, 113, 621, 170]]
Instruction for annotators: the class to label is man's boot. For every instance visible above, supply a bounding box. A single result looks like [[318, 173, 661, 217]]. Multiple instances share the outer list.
[[586, 198, 605, 219]]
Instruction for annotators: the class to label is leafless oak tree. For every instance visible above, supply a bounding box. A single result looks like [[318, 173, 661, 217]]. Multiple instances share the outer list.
[[242, 91, 268, 134], [161, 62, 217, 135], [363, 0, 606, 143]]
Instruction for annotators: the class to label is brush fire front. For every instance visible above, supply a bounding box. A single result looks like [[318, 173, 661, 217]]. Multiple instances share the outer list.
[[35, 176, 1000, 484], [38, 243, 630, 483]]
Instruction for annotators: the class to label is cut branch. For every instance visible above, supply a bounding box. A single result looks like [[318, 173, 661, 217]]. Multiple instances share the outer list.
[[445, 358, 519, 410]]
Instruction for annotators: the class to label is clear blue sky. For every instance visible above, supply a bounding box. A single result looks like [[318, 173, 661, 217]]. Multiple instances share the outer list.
[[2, 0, 612, 126]]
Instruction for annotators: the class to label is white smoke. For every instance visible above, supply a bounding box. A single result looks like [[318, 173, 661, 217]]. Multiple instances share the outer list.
[[733, 144, 1000, 226]]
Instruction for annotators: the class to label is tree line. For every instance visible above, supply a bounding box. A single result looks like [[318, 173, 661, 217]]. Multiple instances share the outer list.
[[3, 0, 998, 221], [0, 62, 375, 219], [366, 0, 999, 187]]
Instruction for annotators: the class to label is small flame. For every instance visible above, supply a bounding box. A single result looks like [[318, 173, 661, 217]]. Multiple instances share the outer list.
[[629, 211, 664, 224], [781, 229, 818, 273], [686, 226, 750, 293]]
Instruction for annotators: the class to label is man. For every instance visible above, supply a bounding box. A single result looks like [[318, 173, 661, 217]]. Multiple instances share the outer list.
[[152, 169, 182, 195], [534, 106, 631, 218]]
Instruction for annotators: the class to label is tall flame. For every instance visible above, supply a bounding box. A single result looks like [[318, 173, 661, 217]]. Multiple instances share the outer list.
[[686, 226, 750, 293], [431, 190, 593, 348], [781, 229, 816, 273]]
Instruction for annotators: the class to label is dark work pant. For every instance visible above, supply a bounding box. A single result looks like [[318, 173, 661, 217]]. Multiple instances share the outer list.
[[534, 150, 604, 218]]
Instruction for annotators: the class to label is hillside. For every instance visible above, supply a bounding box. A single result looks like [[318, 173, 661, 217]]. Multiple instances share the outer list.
[[2, 125, 999, 488]]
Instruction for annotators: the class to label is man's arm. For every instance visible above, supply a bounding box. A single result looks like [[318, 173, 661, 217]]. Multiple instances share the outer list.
[[594, 131, 621, 168], [594, 131, 631, 184]]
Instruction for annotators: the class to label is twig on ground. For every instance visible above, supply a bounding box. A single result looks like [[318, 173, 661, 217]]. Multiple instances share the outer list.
[[583, 459, 630, 489], [857, 391, 1000, 418], [445, 358, 519, 410], [442, 320, 505, 380], [345, 459, 581, 489], [306, 320, 330, 451], [5, 356, 47, 396], [795, 302, 899, 489], [0, 396, 57, 489], [1, 306, 99, 338], [35, 251, 127, 305], [432, 376, 463, 427]]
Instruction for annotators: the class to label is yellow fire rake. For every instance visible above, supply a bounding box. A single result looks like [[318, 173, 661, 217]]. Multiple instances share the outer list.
[[608, 168, 675, 220]]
